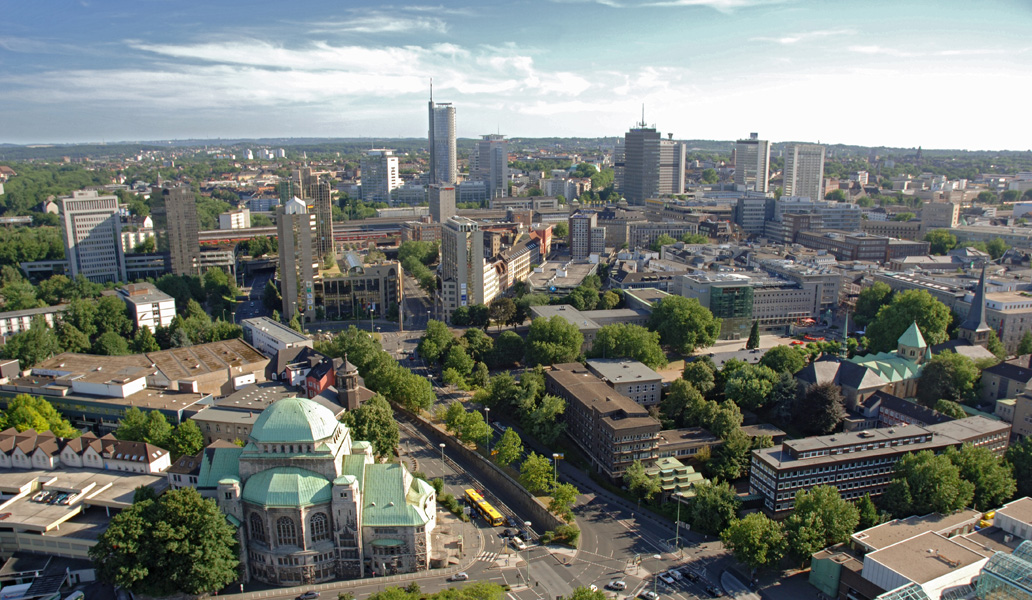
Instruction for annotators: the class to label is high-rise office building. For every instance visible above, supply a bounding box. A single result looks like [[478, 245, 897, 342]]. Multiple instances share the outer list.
[[429, 184, 456, 224], [569, 211, 599, 259], [440, 217, 497, 318], [428, 98, 457, 185], [292, 166, 315, 199], [59, 190, 126, 284], [783, 143, 826, 201], [151, 185, 201, 276], [309, 180, 334, 260], [277, 197, 317, 323], [734, 133, 771, 193], [618, 123, 685, 205], [473, 134, 509, 199], [360, 149, 400, 203]]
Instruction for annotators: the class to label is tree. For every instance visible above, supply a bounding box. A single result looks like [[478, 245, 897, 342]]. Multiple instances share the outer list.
[[1007, 436, 1032, 498], [470, 362, 489, 389], [520, 452, 553, 494], [916, 351, 980, 407], [94, 331, 131, 355], [934, 399, 968, 419], [701, 168, 718, 184], [564, 587, 607, 600], [881, 450, 974, 518], [462, 328, 494, 363], [0, 393, 79, 437], [855, 282, 893, 328], [1018, 331, 1032, 356], [525, 394, 566, 444], [169, 420, 204, 459], [115, 406, 173, 448], [707, 427, 751, 480], [444, 401, 467, 435], [56, 321, 91, 353], [987, 330, 1007, 360], [760, 345, 807, 375], [418, 320, 454, 364], [682, 359, 716, 396], [825, 189, 847, 201], [745, 321, 760, 350], [924, 229, 958, 255], [494, 428, 523, 467], [681, 233, 709, 244], [2, 315, 60, 369], [650, 234, 677, 252], [458, 409, 491, 447], [721, 513, 787, 571], [688, 480, 741, 536], [488, 331, 524, 369], [597, 290, 620, 310], [96, 295, 134, 337], [444, 344, 475, 379], [588, 323, 667, 369], [132, 326, 161, 353], [724, 364, 779, 411], [548, 482, 579, 522], [340, 394, 399, 459], [785, 486, 859, 561], [661, 380, 706, 427], [525, 316, 583, 366], [647, 296, 721, 354], [262, 280, 281, 311], [986, 238, 1010, 260], [489, 297, 516, 329], [553, 222, 569, 238], [623, 459, 661, 505], [795, 382, 845, 435], [977, 190, 999, 204], [945, 444, 1016, 511], [89, 488, 239, 596], [288, 314, 303, 333], [865, 291, 951, 353]]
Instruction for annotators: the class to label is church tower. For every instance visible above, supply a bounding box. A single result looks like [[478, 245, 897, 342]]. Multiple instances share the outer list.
[[958, 265, 992, 348]]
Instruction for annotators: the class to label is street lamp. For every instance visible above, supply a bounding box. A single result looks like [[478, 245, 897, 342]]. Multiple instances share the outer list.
[[439, 443, 446, 463], [485, 408, 491, 452], [673, 492, 683, 558], [652, 554, 662, 597], [552, 453, 562, 485], [525, 521, 533, 586]]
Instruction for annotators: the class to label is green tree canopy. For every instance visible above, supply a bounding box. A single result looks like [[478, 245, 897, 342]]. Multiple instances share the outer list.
[[588, 323, 667, 369], [915, 351, 980, 407], [721, 513, 787, 571], [795, 382, 846, 436], [89, 487, 239, 596], [520, 452, 553, 495], [623, 459, 661, 504], [864, 290, 951, 353], [924, 229, 958, 255], [647, 296, 721, 355], [548, 482, 579, 522], [746, 321, 760, 350], [525, 316, 583, 366], [1006, 436, 1032, 499], [0, 393, 79, 438], [341, 394, 399, 459], [1, 315, 60, 369], [881, 450, 974, 518], [723, 364, 779, 411], [854, 282, 893, 328], [168, 420, 204, 460], [688, 480, 741, 536], [488, 330, 525, 369], [944, 444, 1016, 511], [760, 345, 808, 375], [418, 319, 455, 364], [785, 486, 859, 561], [682, 359, 716, 396], [494, 428, 524, 467]]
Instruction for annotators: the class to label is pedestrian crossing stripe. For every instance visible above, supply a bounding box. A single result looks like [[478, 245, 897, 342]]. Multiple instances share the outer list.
[[478, 552, 498, 561]]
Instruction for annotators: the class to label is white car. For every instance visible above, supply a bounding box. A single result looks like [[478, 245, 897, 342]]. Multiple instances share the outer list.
[[511, 537, 527, 551], [659, 573, 676, 585], [606, 580, 627, 591], [668, 570, 683, 581], [639, 591, 659, 600], [448, 572, 469, 582]]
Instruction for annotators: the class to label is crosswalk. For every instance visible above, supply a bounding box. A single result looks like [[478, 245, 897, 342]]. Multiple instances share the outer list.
[[478, 551, 500, 562]]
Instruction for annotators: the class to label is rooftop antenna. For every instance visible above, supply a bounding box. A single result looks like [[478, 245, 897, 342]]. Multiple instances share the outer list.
[[429, 77, 433, 103], [640, 104, 645, 127]]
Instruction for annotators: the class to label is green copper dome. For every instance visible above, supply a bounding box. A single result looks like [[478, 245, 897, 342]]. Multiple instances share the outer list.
[[249, 397, 339, 444], [242, 467, 332, 507]]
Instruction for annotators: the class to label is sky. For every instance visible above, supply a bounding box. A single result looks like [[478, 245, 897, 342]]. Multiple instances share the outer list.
[[2, 0, 1031, 149]]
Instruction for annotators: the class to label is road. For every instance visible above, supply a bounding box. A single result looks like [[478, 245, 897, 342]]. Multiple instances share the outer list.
[[236, 271, 275, 322]]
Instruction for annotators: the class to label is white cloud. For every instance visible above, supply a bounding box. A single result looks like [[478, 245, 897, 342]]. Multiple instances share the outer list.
[[549, 0, 787, 12], [847, 45, 915, 57], [751, 28, 855, 45], [309, 14, 449, 35]]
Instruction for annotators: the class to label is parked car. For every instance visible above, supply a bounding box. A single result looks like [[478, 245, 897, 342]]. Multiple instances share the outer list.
[[491, 421, 505, 433], [705, 585, 723, 597], [684, 570, 700, 582], [668, 570, 682, 581], [605, 580, 627, 591], [296, 593, 320, 600], [639, 591, 659, 600], [659, 573, 675, 585], [511, 537, 527, 551], [448, 572, 469, 582]]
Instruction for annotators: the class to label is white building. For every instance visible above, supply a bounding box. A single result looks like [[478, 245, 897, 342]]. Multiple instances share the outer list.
[[242, 316, 314, 358], [360, 149, 400, 203], [118, 283, 176, 331], [473, 134, 509, 199], [734, 133, 771, 193], [783, 143, 826, 201], [219, 207, 252, 230], [429, 101, 457, 185], [440, 217, 496, 317]]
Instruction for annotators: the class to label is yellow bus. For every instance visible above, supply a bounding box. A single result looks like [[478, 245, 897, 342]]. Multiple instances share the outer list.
[[464, 488, 504, 527]]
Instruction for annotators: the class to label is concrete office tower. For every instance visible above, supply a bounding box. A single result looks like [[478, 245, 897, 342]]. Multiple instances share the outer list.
[[151, 185, 201, 276], [734, 133, 771, 193], [569, 211, 599, 259], [619, 124, 660, 205], [474, 135, 509, 199], [360, 149, 401, 203], [659, 138, 687, 197], [783, 143, 826, 201], [292, 166, 315, 199], [441, 217, 497, 318], [309, 180, 334, 261], [59, 190, 126, 283], [277, 197, 317, 323], [429, 99, 457, 185], [429, 184, 456, 224]]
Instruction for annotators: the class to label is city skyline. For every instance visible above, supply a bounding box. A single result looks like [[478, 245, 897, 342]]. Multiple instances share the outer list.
[[2, 0, 1030, 149]]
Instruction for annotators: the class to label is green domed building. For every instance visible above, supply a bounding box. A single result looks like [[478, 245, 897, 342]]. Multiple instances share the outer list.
[[206, 396, 436, 586]]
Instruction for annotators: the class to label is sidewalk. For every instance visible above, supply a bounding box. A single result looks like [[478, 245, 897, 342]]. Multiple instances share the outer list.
[[721, 571, 760, 600]]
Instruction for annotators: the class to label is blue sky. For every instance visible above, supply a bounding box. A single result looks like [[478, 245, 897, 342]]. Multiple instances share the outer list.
[[2, 0, 1030, 149]]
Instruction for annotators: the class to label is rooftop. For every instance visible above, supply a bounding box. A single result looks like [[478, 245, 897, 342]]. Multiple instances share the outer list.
[[853, 509, 981, 552], [586, 359, 662, 384], [866, 531, 988, 585], [242, 317, 310, 346], [997, 497, 1032, 526], [118, 282, 174, 305]]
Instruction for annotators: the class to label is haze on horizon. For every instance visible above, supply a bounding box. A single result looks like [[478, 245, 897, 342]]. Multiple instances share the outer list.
[[2, 0, 1030, 150]]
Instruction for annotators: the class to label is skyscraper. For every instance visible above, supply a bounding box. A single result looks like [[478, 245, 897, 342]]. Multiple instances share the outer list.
[[59, 190, 126, 283], [428, 96, 457, 185], [618, 122, 685, 205], [440, 217, 496, 318], [277, 197, 316, 323], [734, 133, 771, 193], [429, 184, 456, 224], [569, 211, 599, 259], [151, 185, 200, 276], [309, 179, 334, 261], [360, 149, 401, 203], [783, 143, 826, 201], [474, 134, 509, 199]]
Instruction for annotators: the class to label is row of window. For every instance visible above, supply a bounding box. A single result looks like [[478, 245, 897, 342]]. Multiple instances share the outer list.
[[250, 513, 331, 547]]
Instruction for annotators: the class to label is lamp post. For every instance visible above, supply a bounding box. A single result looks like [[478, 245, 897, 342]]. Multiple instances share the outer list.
[[652, 554, 662, 597], [525, 521, 533, 586], [673, 492, 683, 558], [439, 443, 446, 463], [552, 453, 562, 485], [485, 407, 491, 452]]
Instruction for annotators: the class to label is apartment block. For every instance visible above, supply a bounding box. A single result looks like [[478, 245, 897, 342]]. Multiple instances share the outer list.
[[360, 149, 400, 203], [749, 416, 1010, 517], [585, 359, 663, 406], [734, 133, 770, 193], [152, 185, 200, 276], [277, 197, 317, 322], [429, 184, 456, 224], [219, 208, 251, 230], [569, 211, 600, 259], [117, 283, 176, 331], [783, 143, 826, 201]]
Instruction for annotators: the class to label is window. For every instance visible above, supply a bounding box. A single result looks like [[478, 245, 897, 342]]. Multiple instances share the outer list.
[[310, 513, 330, 542], [277, 517, 298, 546], [250, 513, 267, 543]]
